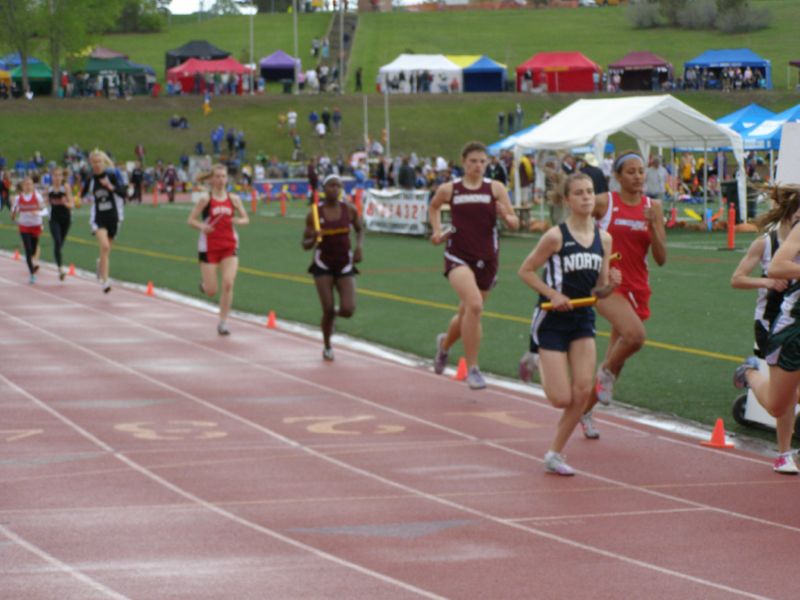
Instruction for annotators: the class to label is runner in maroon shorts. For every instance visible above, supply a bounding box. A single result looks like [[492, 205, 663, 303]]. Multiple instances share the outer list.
[[302, 174, 364, 361], [188, 164, 250, 336], [429, 141, 520, 389]]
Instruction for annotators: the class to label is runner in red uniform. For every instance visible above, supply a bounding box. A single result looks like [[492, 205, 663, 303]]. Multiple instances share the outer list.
[[580, 151, 667, 437], [429, 141, 520, 389], [188, 164, 250, 335], [11, 176, 45, 284], [302, 174, 364, 361]]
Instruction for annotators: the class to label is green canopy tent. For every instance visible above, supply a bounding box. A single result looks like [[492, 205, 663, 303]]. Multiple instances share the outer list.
[[11, 61, 53, 96], [73, 57, 154, 95]]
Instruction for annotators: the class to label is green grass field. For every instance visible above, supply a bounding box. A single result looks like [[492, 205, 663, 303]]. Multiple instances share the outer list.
[[0, 201, 769, 439]]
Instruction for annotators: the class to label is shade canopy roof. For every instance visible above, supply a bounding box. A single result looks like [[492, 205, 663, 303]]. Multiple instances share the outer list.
[[608, 51, 671, 71], [259, 50, 299, 69], [167, 57, 250, 78]]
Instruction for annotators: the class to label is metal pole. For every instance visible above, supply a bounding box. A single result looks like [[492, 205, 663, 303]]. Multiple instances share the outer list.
[[384, 90, 391, 159], [339, 0, 344, 94], [363, 94, 368, 148], [292, 0, 299, 95], [249, 9, 255, 95]]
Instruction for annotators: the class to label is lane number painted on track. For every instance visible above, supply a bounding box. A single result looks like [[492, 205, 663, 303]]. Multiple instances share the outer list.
[[114, 420, 228, 441], [283, 415, 405, 435], [0, 429, 44, 443], [448, 410, 543, 429]]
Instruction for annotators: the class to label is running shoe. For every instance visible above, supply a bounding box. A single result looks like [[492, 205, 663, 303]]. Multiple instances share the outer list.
[[580, 412, 600, 440], [28, 274, 36, 285], [102, 280, 112, 294], [59, 266, 66, 281], [217, 322, 231, 336], [595, 366, 616, 405], [544, 450, 576, 476], [433, 333, 448, 375], [466, 366, 487, 390], [322, 347, 335, 361], [518, 351, 539, 383], [733, 356, 760, 389], [773, 452, 799, 475]]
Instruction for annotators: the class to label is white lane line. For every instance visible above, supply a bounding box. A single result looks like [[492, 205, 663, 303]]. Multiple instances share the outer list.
[[508, 507, 707, 523], [0, 308, 778, 599], [0, 523, 130, 600], [0, 372, 446, 600]]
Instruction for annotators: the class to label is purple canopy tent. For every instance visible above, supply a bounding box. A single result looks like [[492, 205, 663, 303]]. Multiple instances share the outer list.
[[259, 50, 300, 82]]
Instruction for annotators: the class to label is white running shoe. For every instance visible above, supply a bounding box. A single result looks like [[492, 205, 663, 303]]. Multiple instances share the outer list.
[[595, 366, 615, 405], [580, 412, 600, 440], [733, 356, 760, 389], [102, 279, 112, 294], [518, 351, 539, 383], [466, 366, 487, 390], [322, 347, 335, 361], [433, 333, 448, 375], [217, 322, 230, 336], [773, 452, 799, 475], [544, 450, 575, 476]]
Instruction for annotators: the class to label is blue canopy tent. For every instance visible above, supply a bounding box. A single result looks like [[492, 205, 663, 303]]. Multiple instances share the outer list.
[[489, 125, 614, 156], [684, 48, 772, 90], [746, 104, 800, 151], [0, 53, 43, 71], [462, 56, 506, 92]]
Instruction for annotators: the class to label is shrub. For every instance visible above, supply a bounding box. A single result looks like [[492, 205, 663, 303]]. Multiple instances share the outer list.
[[626, 1, 663, 28], [717, 5, 771, 33], [677, 0, 717, 29]]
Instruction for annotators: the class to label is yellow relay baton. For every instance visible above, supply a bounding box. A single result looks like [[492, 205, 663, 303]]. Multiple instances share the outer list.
[[540, 253, 621, 310], [311, 201, 322, 244]]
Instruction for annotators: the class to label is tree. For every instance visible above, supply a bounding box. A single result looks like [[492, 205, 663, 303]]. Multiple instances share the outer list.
[[41, 0, 124, 96], [114, 0, 166, 33], [0, 0, 41, 96], [210, 0, 245, 14]]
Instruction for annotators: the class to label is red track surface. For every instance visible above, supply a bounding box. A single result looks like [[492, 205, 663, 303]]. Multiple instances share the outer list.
[[1, 255, 798, 600]]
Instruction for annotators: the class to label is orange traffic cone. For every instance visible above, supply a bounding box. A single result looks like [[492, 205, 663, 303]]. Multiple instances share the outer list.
[[13, 249, 20, 261], [266, 310, 277, 329], [700, 418, 734, 449], [145, 281, 154, 296], [68, 263, 76, 276], [452, 357, 468, 381]]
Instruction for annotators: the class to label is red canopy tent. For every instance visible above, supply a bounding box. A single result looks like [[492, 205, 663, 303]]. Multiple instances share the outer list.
[[166, 57, 251, 94], [516, 52, 601, 93]]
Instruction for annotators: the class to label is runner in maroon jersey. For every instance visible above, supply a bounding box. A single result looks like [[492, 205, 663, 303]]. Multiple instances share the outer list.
[[188, 164, 250, 335], [429, 141, 520, 389], [302, 174, 364, 361]]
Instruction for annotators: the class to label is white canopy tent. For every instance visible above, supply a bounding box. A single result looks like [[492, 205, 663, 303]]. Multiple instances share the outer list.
[[378, 54, 462, 94], [512, 95, 747, 219]]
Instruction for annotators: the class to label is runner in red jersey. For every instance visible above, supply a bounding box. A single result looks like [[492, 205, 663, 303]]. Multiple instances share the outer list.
[[429, 141, 520, 389], [188, 164, 250, 335], [11, 175, 45, 284], [302, 174, 364, 361], [580, 151, 667, 437]]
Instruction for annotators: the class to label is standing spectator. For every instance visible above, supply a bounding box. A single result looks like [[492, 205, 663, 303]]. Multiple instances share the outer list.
[[355, 66, 363, 92], [397, 156, 415, 190], [507, 109, 515, 134], [287, 109, 298, 135], [0, 168, 11, 211], [226, 127, 236, 155], [163, 163, 179, 203], [497, 112, 505, 135], [580, 153, 608, 195], [515, 104, 524, 131], [321, 107, 331, 132], [645, 156, 668, 200], [332, 107, 342, 135], [129, 161, 144, 203], [211, 125, 224, 155], [321, 38, 330, 60], [485, 155, 508, 186], [309, 110, 320, 130]]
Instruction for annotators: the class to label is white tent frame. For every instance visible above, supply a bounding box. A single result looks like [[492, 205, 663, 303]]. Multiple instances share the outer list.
[[512, 95, 747, 220], [378, 54, 462, 95]]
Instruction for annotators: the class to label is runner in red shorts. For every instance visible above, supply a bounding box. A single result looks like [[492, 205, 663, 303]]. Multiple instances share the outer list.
[[429, 141, 520, 389], [188, 164, 250, 335], [580, 151, 667, 437], [11, 175, 45, 284]]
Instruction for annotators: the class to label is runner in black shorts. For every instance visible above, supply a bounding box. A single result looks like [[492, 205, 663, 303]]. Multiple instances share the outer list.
[[518, 173, 620, 476], [82, 150, 125, 293], [732, 185, 800, 474], [47, 167, 74, 281], [429, 141, 519, 390], [302, 174, 364, 361]]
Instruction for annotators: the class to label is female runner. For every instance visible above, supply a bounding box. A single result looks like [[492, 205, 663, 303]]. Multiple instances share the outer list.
[[188, 164, 250, 335], [302, 174, 364, 360], [519, 172, 620, 475], [580, 151, 667, 438], [732, 185, 800, 474], [429, 141, 520, 389], [11, 176, 46, 284], [82, 150, 126, 293], [47, 167, 74, 280]]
